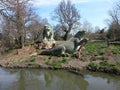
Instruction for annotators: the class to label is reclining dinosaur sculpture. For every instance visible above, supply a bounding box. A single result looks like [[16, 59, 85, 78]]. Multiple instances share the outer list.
[[39, 31, 87, 57]]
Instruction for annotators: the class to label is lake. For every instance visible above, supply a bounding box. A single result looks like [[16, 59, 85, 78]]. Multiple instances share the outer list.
[[0, 67, 120, 90]]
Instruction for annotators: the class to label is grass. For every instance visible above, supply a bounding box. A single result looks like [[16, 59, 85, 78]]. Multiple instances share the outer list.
[[85, 40, 120, 74], [87, 62, 98, 71], [85, 41, 104, 55], [87, 60, 120, 74], [71, 53, 78, 59], [85, 40, 120, 56], [45, 56, 68, 69], [1, 40, 120, 74], [29, 57, 36, 62], [109, 46, 120, 54]]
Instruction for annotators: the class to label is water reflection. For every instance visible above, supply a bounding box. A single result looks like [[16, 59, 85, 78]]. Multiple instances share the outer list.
[[0, 68, 18, 90], [84, 71, 120, 90], [0, 68, 120, 90]]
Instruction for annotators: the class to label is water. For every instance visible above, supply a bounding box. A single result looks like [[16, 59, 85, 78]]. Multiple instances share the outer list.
[[0, 67, 120, 90]]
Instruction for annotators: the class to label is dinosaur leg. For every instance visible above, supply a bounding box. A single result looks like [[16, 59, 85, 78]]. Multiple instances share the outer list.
[[77, 42, 87, 58]]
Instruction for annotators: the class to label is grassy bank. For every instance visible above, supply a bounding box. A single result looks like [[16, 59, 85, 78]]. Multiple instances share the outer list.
[[0, 40, 120, 75], [85, 40, 120, 75]]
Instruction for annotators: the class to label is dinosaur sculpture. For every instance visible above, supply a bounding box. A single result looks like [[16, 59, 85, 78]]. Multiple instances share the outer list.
[[43, 25, 54, 41], [39, 31, 87, 57], [41, 24, 56, 49]]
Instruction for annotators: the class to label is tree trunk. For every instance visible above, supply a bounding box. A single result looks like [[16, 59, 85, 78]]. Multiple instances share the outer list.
[[63, 30, 69, 41]]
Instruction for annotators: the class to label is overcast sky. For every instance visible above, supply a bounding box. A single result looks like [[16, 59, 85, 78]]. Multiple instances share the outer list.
[[32, 0, 115, 29]]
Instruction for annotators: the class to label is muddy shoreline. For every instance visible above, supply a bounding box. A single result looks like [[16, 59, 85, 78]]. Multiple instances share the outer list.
[[0, 57, 119, 75]]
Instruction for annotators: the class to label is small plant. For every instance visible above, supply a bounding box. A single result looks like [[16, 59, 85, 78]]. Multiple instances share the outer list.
[[36, 49, 44, 55], [99, 60, 109, 66], [71, 53, 78, 58], [98, 50, 105, 55], [61, 57, 67, 63], [116, 62, 120, 66], [85, 42, 102, 55], [87, 62, 98, 71], [30, 57, 36, 62], [50, 61, 62, 68], [45, 57, 68, 69], [109, 46, 120, 54], [48, 55, 52, 60]]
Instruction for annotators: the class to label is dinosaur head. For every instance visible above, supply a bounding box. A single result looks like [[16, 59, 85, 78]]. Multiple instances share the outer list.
[[74, 30, 86, 40], [44, 25, 51, 31], [81, 38, 87, 44]]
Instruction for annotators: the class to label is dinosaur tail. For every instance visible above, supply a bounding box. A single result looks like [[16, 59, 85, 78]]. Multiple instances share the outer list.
[[40, 46, 64, 56], [40, 49, 53, 55]]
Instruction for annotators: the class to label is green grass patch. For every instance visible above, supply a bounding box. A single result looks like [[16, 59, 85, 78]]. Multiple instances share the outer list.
[[45, 57, 68, 69], [87, 62, 98, 71], [85, 42, 104, 55], [87, 60, 120, 75], [29, 57, 36, 62], [71, 53, 78, 59], [85, 40, 120, 56], [109, 46, 120, 54]]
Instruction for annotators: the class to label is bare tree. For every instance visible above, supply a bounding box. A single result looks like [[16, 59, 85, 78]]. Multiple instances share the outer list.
[[82, 20, 92, 32], [0, 0, 35, 48], [53, 24, 64, 40], [81, 20, 93, 39], [52, 0, 81, 40], [27, 16, 49, 43], [107, 0, 120, 39]]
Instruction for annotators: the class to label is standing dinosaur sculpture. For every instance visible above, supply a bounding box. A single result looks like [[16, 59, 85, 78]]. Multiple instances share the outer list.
[[39, 31, 87, 57], [41, 24, 56, 49]]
